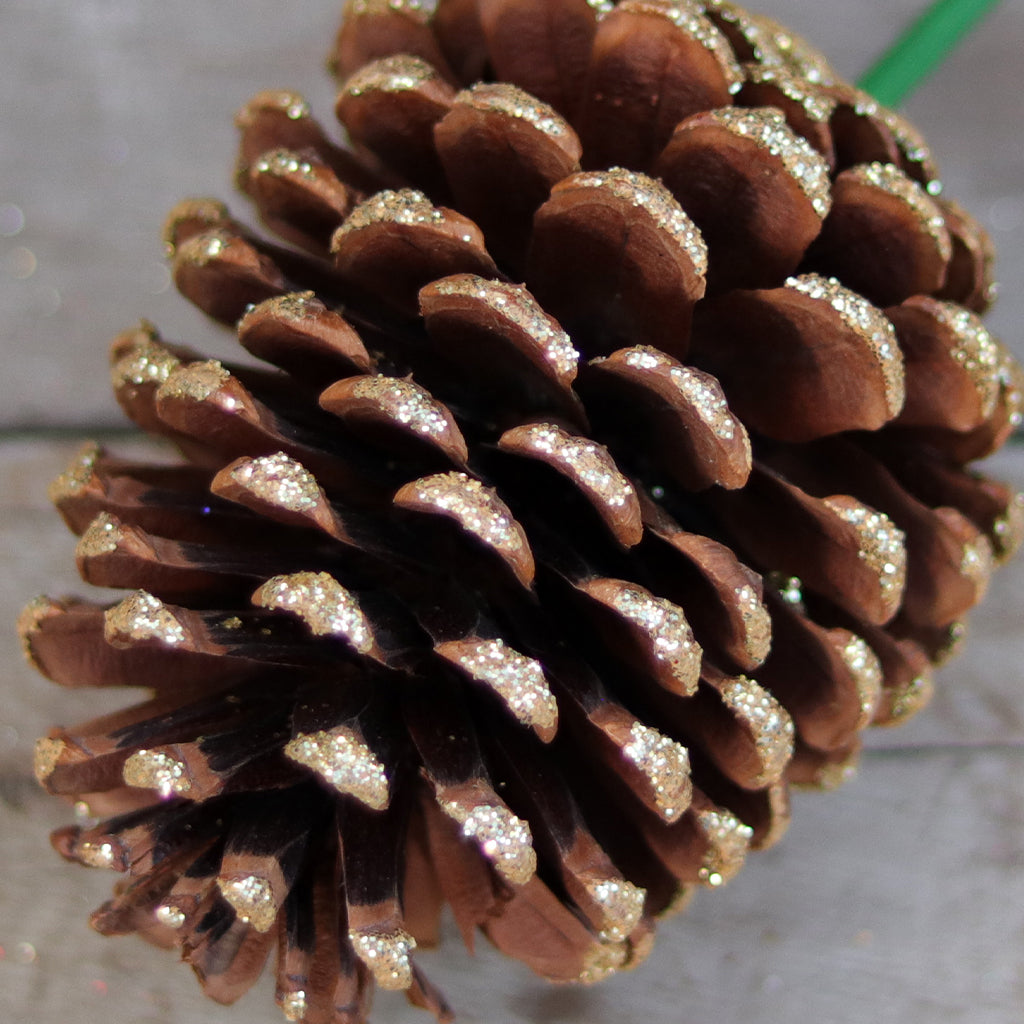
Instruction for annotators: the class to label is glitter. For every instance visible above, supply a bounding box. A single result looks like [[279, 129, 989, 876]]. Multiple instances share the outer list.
[[75, 512, 125, 560], [816, 752, 859, 791], [597, 581, 702, 695], [347, 376, 452, 437], [397, 472, 533, 584], [687, 107, 832, 217], [735, 584, 772, 664], [347, 0, 427, 21], [696, 808, 753, 887], [177, 229, 232, 266], [436, 638, 558, 736], [348, 929, 416, 991], [344, 54, 440, 96], [837, 635, 883, 724], [235, 89, 311, 128], [914, 298, 1001, 419], [442, 801, 536, 885], [104, 591, 187, 647], [253, 149, 316, 179], [254, 572, 374, 652], [993, 494, 1024, 560], [454, 82, 569, 137], [884, 671, 934, 723], [719, 676, 794, 785], [786, 274, 905, 418], [285, 727, 389, 810], [243, 291, 320, 325], [217, 875, 278, 933], [741, 62, 836, 122], [757, 14, 836, 85], [281, 991, 307, 1022], [47, 442, 101, 503], [879, 106, 939, 185], [578, 941, 629, 985], [621, 347, 745, 444], [585, 878, 646, 943], [960, 534, 994, 595], [122, 749, 192, 799], [707, 1, 785, 64], [616, 2, 742, 92], [846, 162, 951, 261], [110, 336, 180, 389], [157, 360, 232, 403], [230, 452, 322, 513], [33, 736, 64, 783], [500, 423, 638, 538], [79, 842, 118, 870], [622, 721, 692, 820], [332, 189, 445, 242], [155, 904, 186, 929], [429, 276, 579, 383], [823, 498, 907, 616], [567, 170, 708, 276]]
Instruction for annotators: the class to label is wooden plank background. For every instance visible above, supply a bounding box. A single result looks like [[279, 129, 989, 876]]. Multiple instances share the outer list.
[[1, 2, 1021, 1022]]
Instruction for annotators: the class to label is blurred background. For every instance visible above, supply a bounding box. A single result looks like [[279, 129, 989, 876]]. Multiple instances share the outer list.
[[1, 2, 1021, 1023]]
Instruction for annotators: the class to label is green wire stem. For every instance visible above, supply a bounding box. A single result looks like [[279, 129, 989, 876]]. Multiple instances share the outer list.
[[858, 0, 1002, 107]]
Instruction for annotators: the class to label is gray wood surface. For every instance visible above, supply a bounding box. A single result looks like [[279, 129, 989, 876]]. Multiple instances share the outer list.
[[1, 2, 1022, 1023]]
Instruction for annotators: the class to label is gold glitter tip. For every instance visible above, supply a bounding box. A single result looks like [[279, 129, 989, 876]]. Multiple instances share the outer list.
[[344, 54, 441, 96], [110, 335, 181, 390], [620, 347, 747, 445], [454, 82, 570, 138], [332, 188, 444, 243], [345, 0, 428, 21], [235, 89, 311, 129], [280, 991, 308, 1022], [429, 276, 579, 383], [254, 572, 375, 653], [436, 638, 558, 737], [741, 62, 837, 123], [837, 633, 884, 726], [735, 584, 772, 664], [252, 149, 317, 181], [347, 375, 457, 441], [157, 360, 232, 403], [590, 580, 703, 695], [815, 750, 860, 791], [285, 727, 390, 810], [786, 274, 905, 418], [993, 493, 1024, 561], [584, 878, 647, 943], [879, 669, 934, 724], [17, 595, 60, 666], [565, 169, 708, 277], [622, 721, 692, 821], [960, 533, 994, 598], [76, 511, 124, 559], [47, 442, 102, 504], [846, 162, 951, 261], [242, 291, 320, 326], [500, 423, 639, 541], [78, 840, 121, 870], [617, 2, 742, 92], [104, 591, 187, 648], [442, 800, 537, 885], [230, 452, 323, 513], [348, 928, 417, 991], [217, 874, 278, 933], [122, 749, 192, 799], [696, 808, 754, 887], [822, 497, 907, 617], [33, 737, 65, 784], [719, 675, 794, 785], [155, 904, 187, 929], [161, 198, 231, 255], [577, 940, 630, 985], [690, 107, 832, 217], [396, 472, 534, 586]]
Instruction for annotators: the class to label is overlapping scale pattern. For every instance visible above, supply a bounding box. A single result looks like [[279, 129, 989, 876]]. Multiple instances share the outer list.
[[21, 1, 1021, 1021]]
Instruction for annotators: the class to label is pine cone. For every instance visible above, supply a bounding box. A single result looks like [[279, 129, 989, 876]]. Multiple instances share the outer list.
[[20, 1, 1022, 1021]]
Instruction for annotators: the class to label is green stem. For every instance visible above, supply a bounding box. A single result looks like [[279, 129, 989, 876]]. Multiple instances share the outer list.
[[857, 0, 1002, 108]]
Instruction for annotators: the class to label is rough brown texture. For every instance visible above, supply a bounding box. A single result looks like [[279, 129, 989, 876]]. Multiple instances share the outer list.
[[19, 1, 1022, 1022]]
